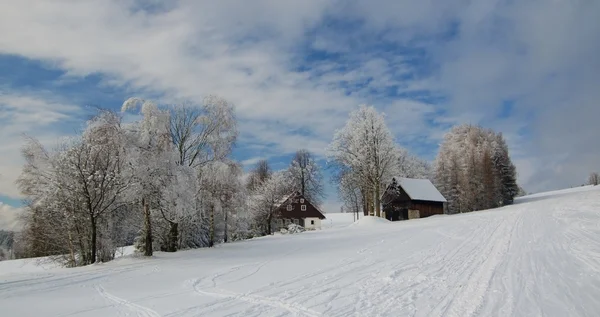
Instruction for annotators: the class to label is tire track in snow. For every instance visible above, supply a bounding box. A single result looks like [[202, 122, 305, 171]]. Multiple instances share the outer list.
[[96, 285, 161, 317], [435, 212, 521, 317], [189, 238, 388, 316], [191, 278, 322, 316]]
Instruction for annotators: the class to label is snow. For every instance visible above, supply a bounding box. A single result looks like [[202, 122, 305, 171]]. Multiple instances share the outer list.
[[395, 177, 447, 202], [321, 213, 356, 229], [350, 215, 391, 227], [2, 186, 600, 316]]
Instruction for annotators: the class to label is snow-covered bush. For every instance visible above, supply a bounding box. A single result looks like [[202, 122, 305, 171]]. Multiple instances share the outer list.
[[281, 223, 305, 234]]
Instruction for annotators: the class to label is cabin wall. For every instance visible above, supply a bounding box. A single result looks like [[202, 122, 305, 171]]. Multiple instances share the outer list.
[[411, 201, 444, 218]]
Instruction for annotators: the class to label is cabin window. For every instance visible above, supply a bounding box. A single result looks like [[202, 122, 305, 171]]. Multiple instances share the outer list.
[[311, 220, 315, 225], [287, 204, 292, 211], [300, 198, 304, 203], [301, 205, 306, 211], [293, 219, 299, 225]]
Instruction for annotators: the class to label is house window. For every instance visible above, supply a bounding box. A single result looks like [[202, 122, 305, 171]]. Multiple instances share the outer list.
[[287, 204, 292, 211], [301, 205, 306, 211], [311, 220, 315, 225], [293, 219, 299, 225], [300, 198, 304, 203]]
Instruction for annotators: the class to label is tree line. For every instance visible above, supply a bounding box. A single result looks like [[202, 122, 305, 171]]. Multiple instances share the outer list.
[[328, 106, 520, 218], [12, 96, 325, 266]]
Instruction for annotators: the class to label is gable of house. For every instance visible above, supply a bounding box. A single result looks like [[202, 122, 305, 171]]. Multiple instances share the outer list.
[[276, 192, 326, 220]]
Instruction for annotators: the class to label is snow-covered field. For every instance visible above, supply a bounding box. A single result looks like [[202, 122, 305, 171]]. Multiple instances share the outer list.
[[2, 186, 600, 316]]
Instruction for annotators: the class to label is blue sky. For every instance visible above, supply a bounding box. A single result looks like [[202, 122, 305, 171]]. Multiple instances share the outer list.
[[1, 0, 599, 219]]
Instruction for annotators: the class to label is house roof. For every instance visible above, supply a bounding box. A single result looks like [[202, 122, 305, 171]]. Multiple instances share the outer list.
[[277, 192, 326, 219], [393, 177, 447, 203]]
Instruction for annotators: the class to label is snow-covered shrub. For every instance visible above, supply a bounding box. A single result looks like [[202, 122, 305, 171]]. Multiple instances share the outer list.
[[281, 223, 305, 234]]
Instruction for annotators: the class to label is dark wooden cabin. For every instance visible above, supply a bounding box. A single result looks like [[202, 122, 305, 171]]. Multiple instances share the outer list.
[[273, 192, 326, 230], [381, 177, 447, 221]]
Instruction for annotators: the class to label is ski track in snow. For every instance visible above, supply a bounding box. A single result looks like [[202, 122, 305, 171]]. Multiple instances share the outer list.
[[96, 284, 161, 317], [2, 186, 600, 316]]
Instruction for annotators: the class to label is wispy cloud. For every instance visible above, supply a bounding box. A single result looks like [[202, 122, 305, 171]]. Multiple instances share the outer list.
[[0, 91, 82, 198]]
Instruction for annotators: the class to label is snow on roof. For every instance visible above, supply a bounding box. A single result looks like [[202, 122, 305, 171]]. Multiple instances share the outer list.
[[394, 177, 447, 202]]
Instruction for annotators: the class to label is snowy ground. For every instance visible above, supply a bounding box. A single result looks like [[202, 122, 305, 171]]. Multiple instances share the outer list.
[[2, 186, 600, 316]]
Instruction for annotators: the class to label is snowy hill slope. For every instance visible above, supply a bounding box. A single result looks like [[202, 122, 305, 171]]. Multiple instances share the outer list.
[[1, 186, 600, 316]]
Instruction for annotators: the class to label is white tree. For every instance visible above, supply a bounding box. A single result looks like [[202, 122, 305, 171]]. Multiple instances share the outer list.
[[17, 110, 132, 265], [327, 105, 398, 217], [395, 147, 432, 179], [588, 172, 599, 186], [198, 160, 244, 246], [122, 98, 174, 255], [122, 95, 238, 252], [169, 96, 238, 168], [434, 124, 519, 214], [249, 172, 292, 236], [337, 170, 363, 222]]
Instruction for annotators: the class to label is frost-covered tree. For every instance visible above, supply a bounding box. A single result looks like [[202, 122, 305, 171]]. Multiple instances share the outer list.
[[395, 147, 432, 179], [198, 160, 245, 246], [121, 98, 174, 255], [588, 172, 599, 186], [327, 105, 398, 217], [434, 124, 519, 214], [337, 169, 363, 222], [249, 172, 292, 236], [169, 96, 238, 168], [17, 110, 132, 265], [286, 149, 325, 206], [122, 95, 238, 252]]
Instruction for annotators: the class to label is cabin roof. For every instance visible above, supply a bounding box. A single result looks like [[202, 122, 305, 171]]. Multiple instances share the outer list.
[[393, 177, 447, 203]]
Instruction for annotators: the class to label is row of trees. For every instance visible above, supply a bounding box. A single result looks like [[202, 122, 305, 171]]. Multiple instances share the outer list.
[[14, 96, 325, 266], [328, 106, 519, 218], [434, 124, 519, 214]]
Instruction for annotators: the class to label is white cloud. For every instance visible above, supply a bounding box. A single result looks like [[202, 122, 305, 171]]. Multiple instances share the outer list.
[[0, 0, 597, 197], [0, 203, 22, 231], [0, 92, 81, 198]]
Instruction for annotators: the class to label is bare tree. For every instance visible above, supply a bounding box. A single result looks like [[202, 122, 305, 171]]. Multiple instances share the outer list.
[[247, 159, 272, 192], [287, 149, 325, 206]]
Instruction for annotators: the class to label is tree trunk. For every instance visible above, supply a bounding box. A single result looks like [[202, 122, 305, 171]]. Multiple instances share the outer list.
[[361, 188, 368, 216], [143, 200, 153, 256], [90, 216, 97, 264], [209, 204, 215, 247], [167, 222, 178, 252], [267, 212, 272, 235], [67, 228, 76, 267], [223, 204, 228, 243], [375, 183, 381, 218]]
